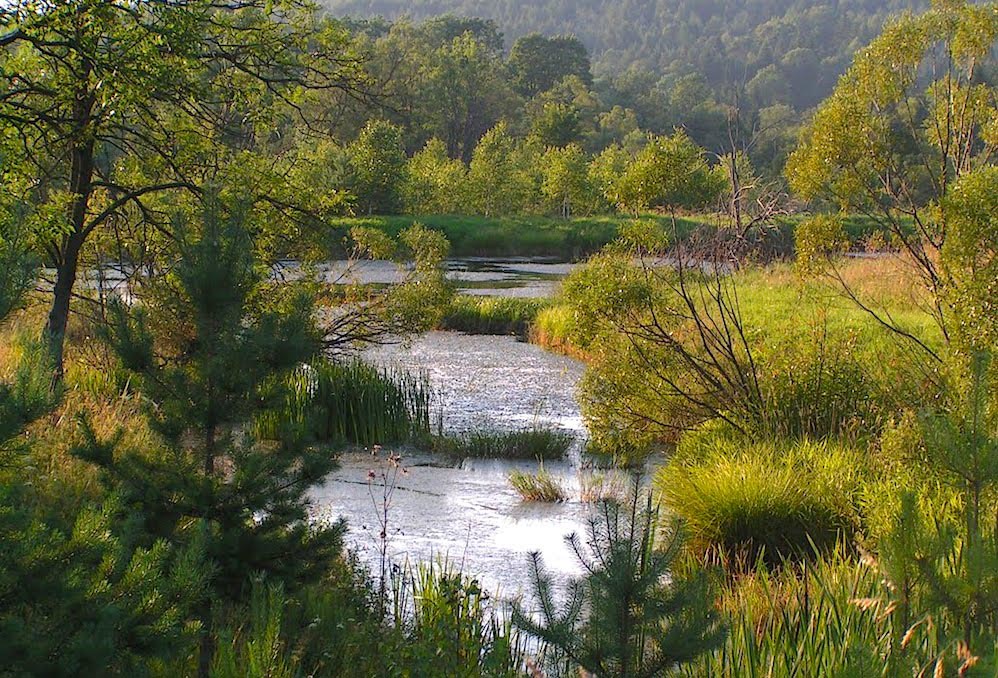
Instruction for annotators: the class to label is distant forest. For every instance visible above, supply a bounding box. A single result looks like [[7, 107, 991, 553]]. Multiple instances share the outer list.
[[321, 0, 930, 111]]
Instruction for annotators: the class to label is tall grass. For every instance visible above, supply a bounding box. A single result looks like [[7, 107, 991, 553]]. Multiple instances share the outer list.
[[265, 359, 431, 447], [656, 437, 863, 567], [208, 563, 527, 678], [440, 296, 549, 336], [687, 552, 890, 677], [687, 546, 998, 677], [508, 467, 567, 502], [390, 564, 527, 677], [529, 304, 587, 358], [435, 427, 573, 460]]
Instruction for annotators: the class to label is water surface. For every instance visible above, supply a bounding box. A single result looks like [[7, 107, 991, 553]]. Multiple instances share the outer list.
[[310, 332, 595, 596]]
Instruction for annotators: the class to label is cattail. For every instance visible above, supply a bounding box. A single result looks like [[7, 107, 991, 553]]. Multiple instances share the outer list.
[[850, 597, 879, 611], [877, 601, 897, 621], [958, 656, 979, 676]]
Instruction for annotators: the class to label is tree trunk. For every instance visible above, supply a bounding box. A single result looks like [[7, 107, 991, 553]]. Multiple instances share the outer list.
[[45, 234, 85, 383], [198, 599, 214, 678], [45, 65, 96, 383], [45, 135, 94, 383]]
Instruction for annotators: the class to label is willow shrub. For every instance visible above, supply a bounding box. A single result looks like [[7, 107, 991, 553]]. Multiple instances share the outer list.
[[656, 435, 864, 567]]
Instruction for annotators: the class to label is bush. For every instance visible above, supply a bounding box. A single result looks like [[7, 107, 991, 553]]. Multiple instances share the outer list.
[[656, 436, 863, 566], [757, 331, 888, 441]]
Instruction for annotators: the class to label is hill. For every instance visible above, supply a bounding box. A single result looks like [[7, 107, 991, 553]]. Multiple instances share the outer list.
[[320, 0, 926, 110]]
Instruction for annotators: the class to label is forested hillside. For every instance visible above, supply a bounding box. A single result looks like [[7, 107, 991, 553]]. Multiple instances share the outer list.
[[321, 0, 928, 110]]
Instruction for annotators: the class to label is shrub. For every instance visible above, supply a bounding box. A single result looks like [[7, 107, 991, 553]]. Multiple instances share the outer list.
[[509, 467, 567, 502], [758, 331, 886, 441], [656, 437, 863, 566]]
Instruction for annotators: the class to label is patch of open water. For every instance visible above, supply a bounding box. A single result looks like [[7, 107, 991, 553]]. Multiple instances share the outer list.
[[309, 332, 596, 597]]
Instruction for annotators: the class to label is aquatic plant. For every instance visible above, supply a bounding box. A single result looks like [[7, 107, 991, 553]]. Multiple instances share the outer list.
[[272, 358, 431, 447], [440, 296, 548, 336], [578, 469, 626, 504], [508, 467, 567, 502], [391, 564, 527, 678], [437, 427, 573, 460]]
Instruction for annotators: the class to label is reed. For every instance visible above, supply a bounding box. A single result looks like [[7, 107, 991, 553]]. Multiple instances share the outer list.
[[268, 359, 432, 447], [435, 427, 572, 460], [439, 296, 548, 336], [508, 467, 567, 502], [578, 469, 627, 503]]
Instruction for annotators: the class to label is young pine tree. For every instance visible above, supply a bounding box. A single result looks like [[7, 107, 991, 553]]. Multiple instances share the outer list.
[[513, 484, 725, 677], [84, 196, 342, 677], [0, 211, 204, 676]]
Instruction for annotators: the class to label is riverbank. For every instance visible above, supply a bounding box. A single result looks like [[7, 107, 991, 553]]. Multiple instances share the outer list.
[[331, 213, 895, 261]]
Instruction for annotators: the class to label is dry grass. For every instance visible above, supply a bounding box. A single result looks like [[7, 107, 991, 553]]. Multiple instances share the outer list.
[[508, 467, 567, 502]]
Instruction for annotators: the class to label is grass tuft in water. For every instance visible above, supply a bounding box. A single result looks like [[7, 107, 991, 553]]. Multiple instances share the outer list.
[[578, 469, 627, 504], [508, 467, 567, 502], [438, 296, 549, 336], [435, 427, 572, 460], [265, 359, 431, 447]]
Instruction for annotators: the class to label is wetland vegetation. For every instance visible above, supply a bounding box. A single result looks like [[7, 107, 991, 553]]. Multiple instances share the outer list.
[[3, 1, 998, 676]]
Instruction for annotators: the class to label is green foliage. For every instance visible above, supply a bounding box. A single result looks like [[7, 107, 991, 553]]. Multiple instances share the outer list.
[[207, 561, 526, 678], [615, 131, 726, 213], [941, 166, 998, 350], [513, 490, 725, 676], [331, 213, 633, 259], [0, 0, 365, 374], [540, 143, 600, 218], [655, 436, 864, 567], [211, 581, 296, 678], [508, 33, 592, 97], [466, 123, 539, 217], [402, 138, 469, 214], [85, 197, 342, 672], [687, 552, 891, 677], [392, 566, 525, 677], [530, 102, 583, 148], [437, 427, 572, 460], [328, 0, 920, 115], [794, 213, 849, 275], [0, 494, 208, 677], [876, 354, 998, 644], [273, 359, 431, 447], [787, 0, 998, 347], [440, 296, 549, 336], [0, 203, 205, 676], [350, 120, 408, 215], [759, 330, 887, 440]]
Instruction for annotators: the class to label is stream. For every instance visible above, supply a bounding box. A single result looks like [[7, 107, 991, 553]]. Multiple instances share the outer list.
[[308, 327, 599, 598]]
